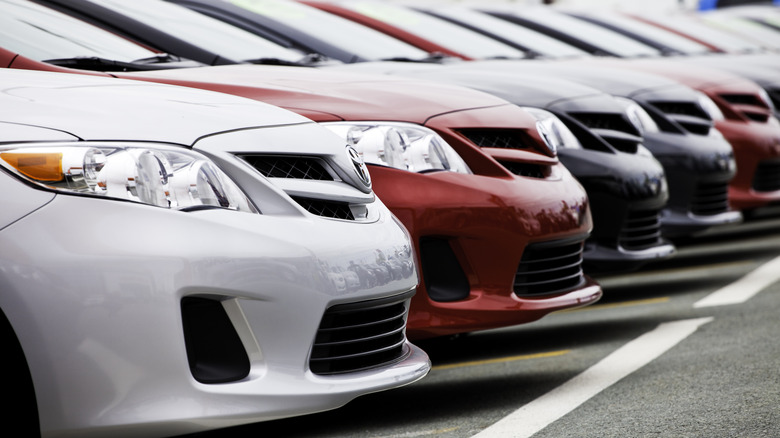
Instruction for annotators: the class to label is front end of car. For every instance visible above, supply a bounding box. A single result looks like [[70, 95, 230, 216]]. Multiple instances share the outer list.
[[322, 103, 603, 340], [0, 71, 429, 437]]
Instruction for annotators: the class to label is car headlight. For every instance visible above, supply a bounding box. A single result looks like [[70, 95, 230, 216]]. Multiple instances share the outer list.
[[321, 122, 471, 174], [757, 87, 776, 113], [695, 92, 725, 122], [0, 143, 257, 212], [613, 97, 660, 134], [520, 107, 582, 153]]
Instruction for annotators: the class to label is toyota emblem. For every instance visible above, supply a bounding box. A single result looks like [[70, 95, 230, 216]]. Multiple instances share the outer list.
[[346, 145, 371, 188]]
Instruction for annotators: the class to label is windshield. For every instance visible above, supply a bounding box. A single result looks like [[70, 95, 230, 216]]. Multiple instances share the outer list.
[[86, 0, 306, 63], [425, 7, 590, 59], [338, 1, 528, 59], [702, 13, 780, 51], [227, 0, 430, 61], [0, 0, 159, 62], [575, 11, 713, 56], [489, 7, 663, 58], [636, 13, 765, 53]]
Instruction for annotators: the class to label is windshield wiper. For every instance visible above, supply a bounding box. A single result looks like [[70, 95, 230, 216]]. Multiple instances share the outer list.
[[44, 54, 202, 72], [244, 52, 338, 67]]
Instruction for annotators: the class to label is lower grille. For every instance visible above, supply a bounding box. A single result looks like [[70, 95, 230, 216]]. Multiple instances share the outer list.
[[753, 160, 780, 192], [514, 239, 585, 297], [292, 197, 355, 220], [620, 210, 663, 250], [690, 181, 730, 215], [310, 292, 412, 375]]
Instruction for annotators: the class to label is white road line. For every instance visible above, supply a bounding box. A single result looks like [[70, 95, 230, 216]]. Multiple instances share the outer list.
[[472, 317, 713, 438], [694, 254, 780, 308]]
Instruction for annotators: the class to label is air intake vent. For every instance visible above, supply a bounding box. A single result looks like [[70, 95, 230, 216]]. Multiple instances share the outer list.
[[649, 101, 709, 119], [752, 159, 780, 192], [620, 210, 663, 250], [498, 160, 547, 178], [514, 239, 585, 297], [292, 197, 355, 220], [459, 129, 534, 150], [691, 181, 730, 215], [310, 292, 412, 375], [242, 155, 333, 180], [570, 113, 637, 134]]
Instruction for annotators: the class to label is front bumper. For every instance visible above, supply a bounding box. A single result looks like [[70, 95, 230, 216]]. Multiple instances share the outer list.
[[0, 173, 429, 438]]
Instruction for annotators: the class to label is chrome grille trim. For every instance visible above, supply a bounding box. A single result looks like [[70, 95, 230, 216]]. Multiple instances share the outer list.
[[691, 181, 730, 215], [620, 209, 663, 250], [310, 291, 413, 375], [514, 239, 586, 297]]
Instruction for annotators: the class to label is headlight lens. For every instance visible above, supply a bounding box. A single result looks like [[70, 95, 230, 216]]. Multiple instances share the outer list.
[[520, 107, 581, 152], [614, 97, 660, 134], [321, 122, 472, 174], [757, 88, 776, 113], [0, 143, 256, 212]]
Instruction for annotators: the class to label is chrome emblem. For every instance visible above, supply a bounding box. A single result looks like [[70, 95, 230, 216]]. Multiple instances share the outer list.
[[346, 145, 371, 188]]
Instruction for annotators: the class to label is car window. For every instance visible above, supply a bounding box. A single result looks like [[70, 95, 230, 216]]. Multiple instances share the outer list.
[[0, 0, 158, 62], [227, 0, 430, 61], [86, 0, 306, 62], [639, 13, 765, 53], [497, 7, 664, 58], [427, 7, 590, 58], [579, 11, 714, 55], [339, 1, 528, 59]]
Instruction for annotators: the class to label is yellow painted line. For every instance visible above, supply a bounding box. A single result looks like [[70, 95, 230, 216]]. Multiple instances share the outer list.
[[559, 296, 670, 313], [433, 350, 569, 371]]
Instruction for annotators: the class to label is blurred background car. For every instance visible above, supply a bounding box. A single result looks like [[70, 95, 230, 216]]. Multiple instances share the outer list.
[[0, 67, 430, 437]]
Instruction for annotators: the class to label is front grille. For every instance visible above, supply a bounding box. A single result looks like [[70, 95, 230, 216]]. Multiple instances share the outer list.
[[498, 160, 547, 178], [649, 101, 709, 119], [691, 181, 730, 215], [598, 136, 639, 154], [570, 112, 637, 134], [719, 94, 765, 107], [310, 293, 411, 375], [752, 159, 780, 192], [459, 128, 534, 150], [619, 210, 663, 250], [292, 197, 355, 220], [742, 111, 770, 123], [241, 155, 333, 180], [514, 240, 585, 297]]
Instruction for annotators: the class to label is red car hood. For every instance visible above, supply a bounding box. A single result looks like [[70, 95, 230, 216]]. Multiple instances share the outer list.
[[119, 64, 511, 123]]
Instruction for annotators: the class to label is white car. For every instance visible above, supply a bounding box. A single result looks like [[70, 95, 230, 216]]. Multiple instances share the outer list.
[[0, 69, 429, 438]]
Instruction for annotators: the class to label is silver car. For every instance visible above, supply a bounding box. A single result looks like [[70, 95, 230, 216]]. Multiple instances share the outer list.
[[0, 69, 429, 438]]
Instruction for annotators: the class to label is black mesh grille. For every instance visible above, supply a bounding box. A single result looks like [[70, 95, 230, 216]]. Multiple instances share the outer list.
[[292, 197, 354, 220], [752, 159, 780, 192], [620, 210, 663, 250], [514, 240, 586, 297], [719, 94, 765, 106], [498, 160, 547, 178], [459, 129, 534, 150], [691, 181, 730, 215], [570, 112, 637, 134], [310, 293, 411, 375], [242, 155, 333, 180], [599, 136, 639, 154], [649, 101, 709, 119]]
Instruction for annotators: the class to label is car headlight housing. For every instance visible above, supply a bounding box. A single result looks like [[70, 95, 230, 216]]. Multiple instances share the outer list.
[[614, 97, 660, 134], [0, 142, 257, 212], [321, 122, 472, 174], [520, 107, 582, 153], [695, 92, 725, 122]]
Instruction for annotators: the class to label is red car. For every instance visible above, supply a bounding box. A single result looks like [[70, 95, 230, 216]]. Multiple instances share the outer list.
[[0, 0, 602, 339]]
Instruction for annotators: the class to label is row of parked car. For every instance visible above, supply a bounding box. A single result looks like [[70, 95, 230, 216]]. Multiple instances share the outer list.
[[1, 0, 777, 436]]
